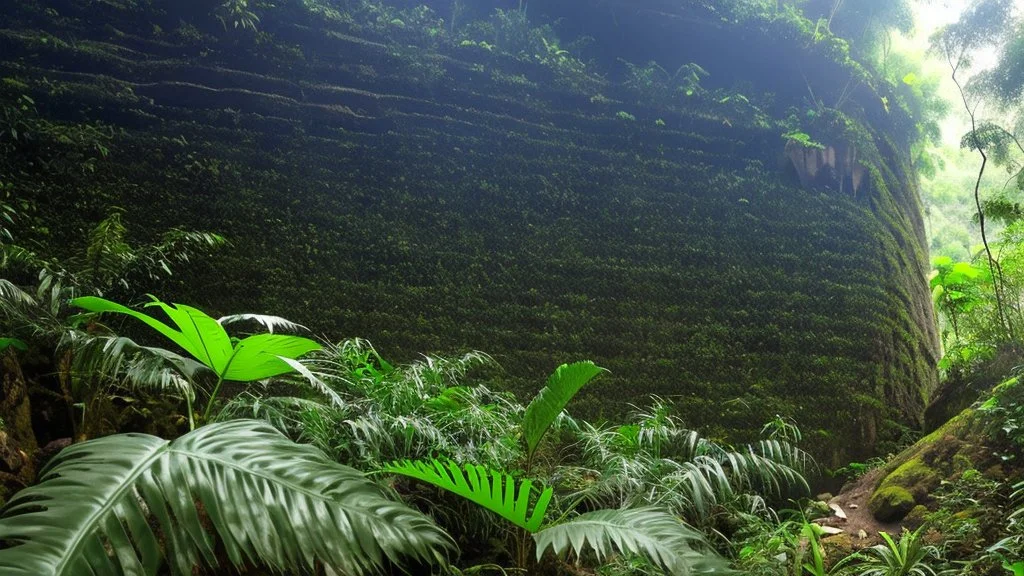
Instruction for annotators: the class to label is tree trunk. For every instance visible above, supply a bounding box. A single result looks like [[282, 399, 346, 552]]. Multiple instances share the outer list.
[[1, 349, 38, 501]]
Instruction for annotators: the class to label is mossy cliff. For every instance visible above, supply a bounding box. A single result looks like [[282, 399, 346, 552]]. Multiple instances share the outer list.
[[0, 0, 938, 461]]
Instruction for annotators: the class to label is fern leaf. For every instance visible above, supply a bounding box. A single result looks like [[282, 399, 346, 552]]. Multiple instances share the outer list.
[[533, 507, 731, 575], [0, 420, 452, 576], [383, 459, 553, 532]]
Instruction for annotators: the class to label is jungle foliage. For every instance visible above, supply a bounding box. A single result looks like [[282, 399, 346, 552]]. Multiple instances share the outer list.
[[0, 0, 1020, 574], [0, 0, 943, 464], [925, 0, 1024, 377]]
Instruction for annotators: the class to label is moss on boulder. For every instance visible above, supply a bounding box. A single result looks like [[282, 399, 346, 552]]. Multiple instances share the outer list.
[[868, 403, 1000, 522], [881, 458, 940, 500], [868, 485, 916, 522]]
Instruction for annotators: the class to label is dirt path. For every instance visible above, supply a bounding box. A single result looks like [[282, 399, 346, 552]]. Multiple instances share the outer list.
[[817, 468, 905, 549]]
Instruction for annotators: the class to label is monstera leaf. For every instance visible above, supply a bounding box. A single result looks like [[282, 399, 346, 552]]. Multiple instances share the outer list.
[[0, 420, 452, 576]]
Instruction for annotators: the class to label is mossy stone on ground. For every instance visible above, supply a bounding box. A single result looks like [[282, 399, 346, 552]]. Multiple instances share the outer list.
[[822, 533, 854, 567], [868, 485, 916, 522], [880, 457, 940, 501], [868, 406, 998, 523], [903, 504, 929, 529]]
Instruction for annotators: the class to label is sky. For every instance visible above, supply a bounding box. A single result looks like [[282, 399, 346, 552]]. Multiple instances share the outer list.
[[907, 0, 1023, 145]]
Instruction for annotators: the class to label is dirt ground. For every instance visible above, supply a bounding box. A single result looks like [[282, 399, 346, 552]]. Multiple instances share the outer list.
[[816, 468, 905, 549]]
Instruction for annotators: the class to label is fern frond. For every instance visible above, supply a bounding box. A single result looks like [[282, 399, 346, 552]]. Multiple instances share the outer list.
[[533, 507, 731, 575], [383, 459, 553, 532]]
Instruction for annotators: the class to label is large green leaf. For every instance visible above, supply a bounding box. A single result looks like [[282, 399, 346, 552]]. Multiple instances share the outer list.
[[72, 296, 202, 360], [0, 420, 452, 576], [71, 296, 321, 383], [522, 361, 604, 460], [532, 507, 731, 576], [0, 337, 27, 351], [221, 333, 322, 381], [383, 459, 553, 533], [145, 300, 233, 373]]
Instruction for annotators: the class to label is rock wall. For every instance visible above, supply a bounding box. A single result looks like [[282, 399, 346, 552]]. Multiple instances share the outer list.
[[0, 0, 939, 461]]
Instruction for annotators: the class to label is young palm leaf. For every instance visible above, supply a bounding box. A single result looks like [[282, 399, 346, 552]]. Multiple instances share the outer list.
[[0, 336, 27, 351], [383, 459, 553, 532], [70, 296, 321, 418], [532, 507, 732, 576], [0, 420, 452, 576], [522, 361, 604, 464]]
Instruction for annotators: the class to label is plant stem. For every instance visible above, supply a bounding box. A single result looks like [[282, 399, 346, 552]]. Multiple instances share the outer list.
[[186, 391, 195, 431], [203, 376, 225, 422], [515, 454, 535, 570]]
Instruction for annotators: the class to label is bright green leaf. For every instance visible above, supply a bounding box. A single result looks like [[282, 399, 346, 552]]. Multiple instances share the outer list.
[[522, 361, 605, 461], [382, 459, 552, 533]]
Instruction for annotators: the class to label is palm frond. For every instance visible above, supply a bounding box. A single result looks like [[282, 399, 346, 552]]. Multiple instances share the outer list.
[[0, 419, 453, 576], [82, 210, 134, 290], [0, 276, 37, 307], [71, 296, 321, 382], [217, 313, 310, 333], [522, 361, 604, 461], [383, 459, 553, 532], [63, 333, 207, 400], [532, 507, 731, 576], [273, 356, 345, 409]]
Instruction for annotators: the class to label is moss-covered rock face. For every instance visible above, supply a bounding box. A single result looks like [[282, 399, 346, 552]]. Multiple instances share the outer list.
[[0, 0, 938, 460]]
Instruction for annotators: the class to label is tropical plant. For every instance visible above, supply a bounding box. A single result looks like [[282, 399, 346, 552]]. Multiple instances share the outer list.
[[834, 526, 943, 576], [383, 362, 602, 562], [795, 521, 831, 576], [215, 0, 260, 32], [0, 419, 452, 575], [733, 515, 803, 576], [563, 398, 811, 532], [381, 362, 737, 574], [621, 60, 709, 107], [930, 256, 988, 347], [0, 208, 228, 438], [533, 507, 729, 575], [4, 208, 225, 299], [521, 361, 604, 472], [71, 295, 323, 422], [383, 459, 552, 532]]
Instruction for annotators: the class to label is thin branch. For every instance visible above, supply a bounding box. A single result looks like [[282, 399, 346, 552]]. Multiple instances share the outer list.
[[949, 46, 1015, 340]]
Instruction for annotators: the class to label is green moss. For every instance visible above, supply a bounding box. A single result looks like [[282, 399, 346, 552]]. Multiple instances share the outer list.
[[904, 504, 929, 528], [868, 455, 940, 523], [869, 486, 915, 522], [881, 457, 940, 500]]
